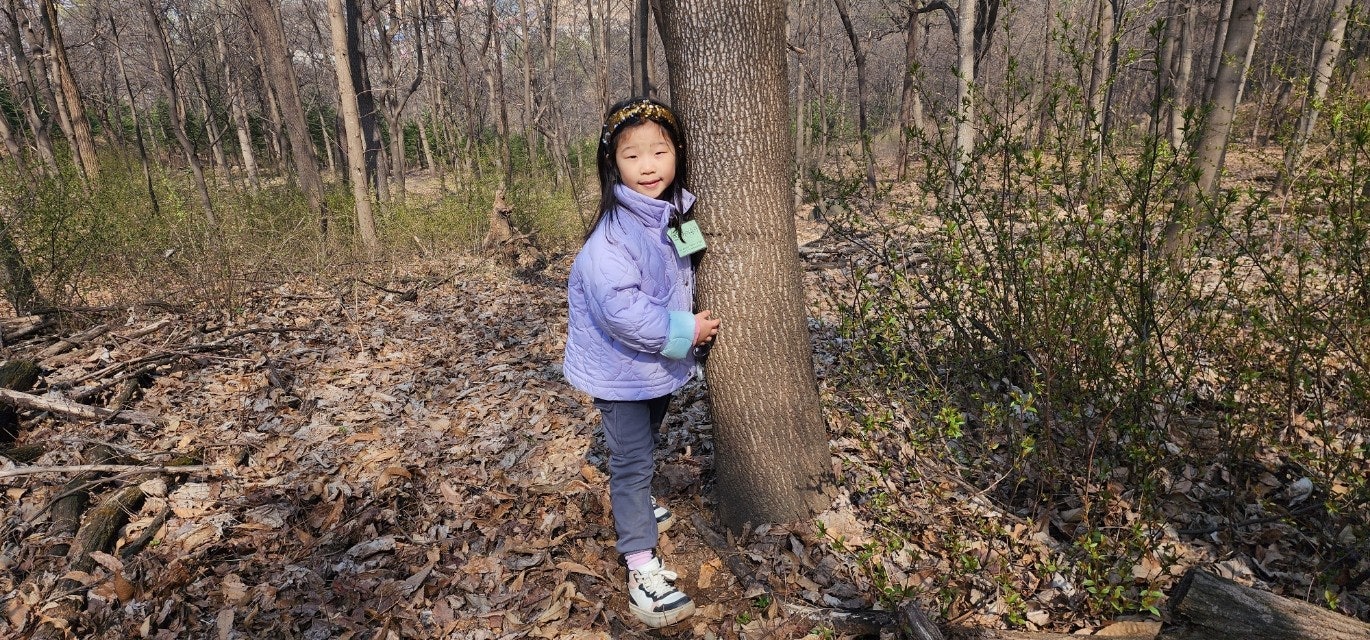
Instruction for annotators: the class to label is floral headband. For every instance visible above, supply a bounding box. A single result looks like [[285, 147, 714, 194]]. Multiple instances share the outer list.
[[600, 100, 679, 148]]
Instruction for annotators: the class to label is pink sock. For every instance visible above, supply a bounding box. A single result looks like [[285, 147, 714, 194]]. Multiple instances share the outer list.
[[625, 550, 653, 571]]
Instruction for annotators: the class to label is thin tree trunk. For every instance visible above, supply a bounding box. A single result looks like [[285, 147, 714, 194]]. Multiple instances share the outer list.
[[657, 0, 832, 531], [833, 0, 875, 189], [1033, 0, 1056, 145], [1204, 0, 1234, 103], [483, 0, 513, 190], [1086, 0, 1115, 151], [1162, 0, 1261, 257], [213, 4, 260, 193], [108, 12, 160, 216], [144, 0, 216, 223], [39, 0, 98, 181], [954, 0, 976, 178], [193, 58, 230, 181], [1234, 2, 1264, 108], [346, 0, 384, 201], [4, 1, 57, 172], [329, 0, 378, 253], [251, 32, 285, 171], [1171, 0, 1195, 150], [792, 0, 807, 207], [896, 3, 926, 181], [1279, 0, 1350, 191], [245, 0, 329, 235]]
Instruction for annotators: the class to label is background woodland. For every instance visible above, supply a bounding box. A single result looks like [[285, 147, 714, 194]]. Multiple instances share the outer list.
[[0, 0, 1367, 638]]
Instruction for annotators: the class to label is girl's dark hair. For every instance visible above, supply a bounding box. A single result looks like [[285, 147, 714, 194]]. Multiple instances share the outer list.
[[586, 97, 689, 240]]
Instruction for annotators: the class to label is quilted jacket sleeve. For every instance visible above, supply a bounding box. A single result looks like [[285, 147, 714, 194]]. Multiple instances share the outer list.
[[582, 248, 695, 360]]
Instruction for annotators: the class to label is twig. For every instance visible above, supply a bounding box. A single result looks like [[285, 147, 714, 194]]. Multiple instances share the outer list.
[[0, 463, 224, 480]]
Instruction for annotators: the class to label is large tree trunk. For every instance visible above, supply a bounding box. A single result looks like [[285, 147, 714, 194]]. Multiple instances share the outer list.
[[329, 0, 379, 253], [657, 0, 832, 531], [833, 0, 875, 189], [1279, 0, 1351, 192], [953, 0, 976, 178], [39, 0, 98, 181], [144, 0, 217, 223], [245, 0, 329, 235]]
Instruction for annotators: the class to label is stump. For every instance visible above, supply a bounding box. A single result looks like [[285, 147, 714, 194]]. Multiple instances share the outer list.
[[0, 359, 40, 444]]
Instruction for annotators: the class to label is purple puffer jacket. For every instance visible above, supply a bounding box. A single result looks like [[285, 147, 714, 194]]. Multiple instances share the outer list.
[[563, 183, 698, 401]]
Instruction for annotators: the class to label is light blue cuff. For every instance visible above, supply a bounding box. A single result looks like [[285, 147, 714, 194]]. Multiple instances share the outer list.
[[662, 310, 695, 359]]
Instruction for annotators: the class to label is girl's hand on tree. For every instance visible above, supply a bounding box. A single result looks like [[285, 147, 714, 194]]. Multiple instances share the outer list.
[[694, 310, 720, 346]]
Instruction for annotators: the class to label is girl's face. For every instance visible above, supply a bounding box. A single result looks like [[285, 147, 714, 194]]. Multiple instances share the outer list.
[[614, 121, 677, 200]]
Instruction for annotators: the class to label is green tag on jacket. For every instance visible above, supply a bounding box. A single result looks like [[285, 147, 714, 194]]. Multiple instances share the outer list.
[[667, 220, 707, 257]]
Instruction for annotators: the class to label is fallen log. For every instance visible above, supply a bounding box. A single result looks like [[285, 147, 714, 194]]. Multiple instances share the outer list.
[[36, 322, 110, 360], [0, 443, 44, 463], [31, 483, 148, 640], [0, 387, 161, 427], [1161, 568, 1370, 640], [49, 445, 120, 557]]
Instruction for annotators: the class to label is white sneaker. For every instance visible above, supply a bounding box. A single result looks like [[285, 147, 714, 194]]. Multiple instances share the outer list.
[[627, 555, 695, 628], [652, 497, 674, 533]]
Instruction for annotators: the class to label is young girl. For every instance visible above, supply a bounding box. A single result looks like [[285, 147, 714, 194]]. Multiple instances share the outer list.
[[563, 97, 720, 628]]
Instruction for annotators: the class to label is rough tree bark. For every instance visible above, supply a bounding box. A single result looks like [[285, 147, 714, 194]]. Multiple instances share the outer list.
[[245, 0, 329, 234], [656, 0, 833, 530], [38, 0, 97, 181], [329, 0, 379, 253]]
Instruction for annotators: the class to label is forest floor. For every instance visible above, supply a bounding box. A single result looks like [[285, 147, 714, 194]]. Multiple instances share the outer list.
[[1, 168, 1366, 638]]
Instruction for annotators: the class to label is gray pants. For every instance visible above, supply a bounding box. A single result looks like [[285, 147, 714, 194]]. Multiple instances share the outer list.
[[594, 394, 670, 556]]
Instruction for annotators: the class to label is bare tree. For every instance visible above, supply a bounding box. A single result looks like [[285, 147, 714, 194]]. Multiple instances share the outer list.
[[954, 0, 976, 177], [329, 0, 379, 253], [39, 0, 98, 181], [1279, 0, 1351, 192], [1162, 0, 1262, 256], [3, 0, 58, 172], [895, 2, 927, 181], [144, 0, 217, 222], [245, 0, 329, 233], [833, 0, 875, 189], [657, 0, 833, 530]]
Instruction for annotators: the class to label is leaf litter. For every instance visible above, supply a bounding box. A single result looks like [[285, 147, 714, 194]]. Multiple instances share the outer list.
[[0, 231, 1364, 639]]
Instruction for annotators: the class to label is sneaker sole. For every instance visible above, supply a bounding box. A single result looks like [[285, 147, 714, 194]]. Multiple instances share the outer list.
[[630, 599, 696, 628], [657, 513, 675, 534]]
